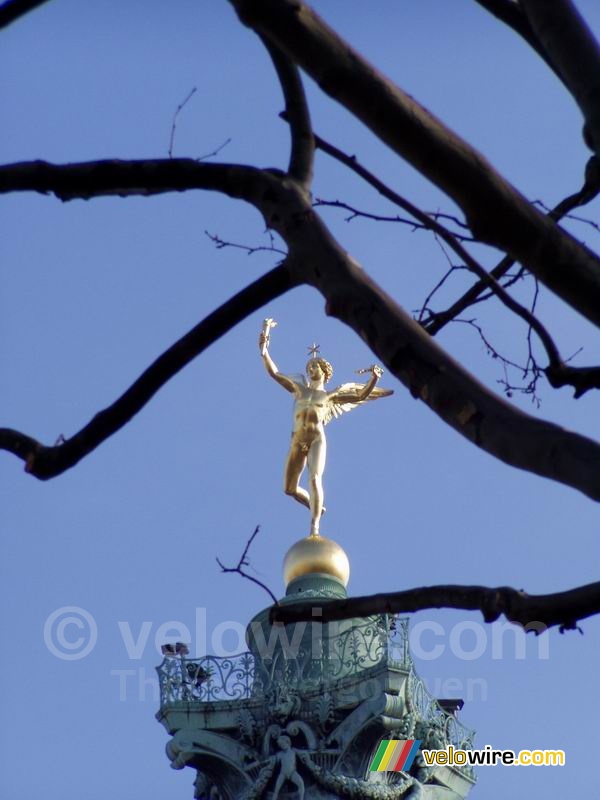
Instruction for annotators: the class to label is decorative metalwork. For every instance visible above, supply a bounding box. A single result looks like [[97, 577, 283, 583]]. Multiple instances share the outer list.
[[408, 668, 475, 751], [387, 616, 411, 668], [158, 615, 408, 706], [158, 650, 256, 703], [157, 613, 475, 761]]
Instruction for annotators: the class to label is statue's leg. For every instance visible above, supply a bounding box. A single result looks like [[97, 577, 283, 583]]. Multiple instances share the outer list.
[[307, 437, 326, 535], [272, 772, 284, 800], [292, 772, 305, 800], [284, 442, 310, 509]]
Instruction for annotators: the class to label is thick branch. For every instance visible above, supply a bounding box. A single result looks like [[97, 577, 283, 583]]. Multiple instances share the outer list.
[[0, 158, 273, 205], [314, 132, 470, 241], [261, 38, 314, 186], [279, 210, 600, 502], [520, 0, 600, 157], [316, 136, 600, 398], [0, 0, 49, 29], [472, 0, 559, 76], [0, 265, 295, 479], [311, 138, 565, 378], [272, 580, 600, 631], [5, 159, 600, 495], [426, 155, 600, 334], [545, 363, 600, 399], [314, 137, 600, 342], [232, 0, 600, 327]]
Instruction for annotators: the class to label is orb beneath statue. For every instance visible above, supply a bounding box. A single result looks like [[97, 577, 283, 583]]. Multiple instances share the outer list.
[[283, 534, 350, 588]]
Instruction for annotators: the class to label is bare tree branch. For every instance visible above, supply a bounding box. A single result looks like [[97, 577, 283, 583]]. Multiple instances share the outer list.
[[261, 38, 314, 186], [311, 141, 585, 394], [168, 87, 197, 159], [453, 316, 543, 405], [471, 0, 559, 75], [545, 362, 600, 398], [278, 208, 600, 503], [0, 158, 272, 205], [310, 137, 548, 356], [0, 265, 295, 479], [313, 132, 479, 247], [232, 0, 600, 327], [205, 229, 287, 256], [520, 0, 600, 157], [0, 0, 49, 29], [312, 133, 600, 342], [5, 154, 600, 490], [217, 525, 278, 605], [312, 134, 600, 398], [314, 133, 561, 400], [425, 156, 600, 334], [272, 579, 600, 632], [314, 198, 476, 242]]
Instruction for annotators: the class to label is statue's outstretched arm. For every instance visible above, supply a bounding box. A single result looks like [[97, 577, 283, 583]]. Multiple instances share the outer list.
[[330, 365, 384, 404], [259, 319, 297, 394]]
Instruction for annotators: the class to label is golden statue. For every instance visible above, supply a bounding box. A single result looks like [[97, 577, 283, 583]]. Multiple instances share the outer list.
[[259, 318, 393, 537]]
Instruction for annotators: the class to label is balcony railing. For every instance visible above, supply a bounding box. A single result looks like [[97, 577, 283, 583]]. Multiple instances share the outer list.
[[156, 614, 474, 752], [157, 614, 409, 704], [158, 650, 256, 703]]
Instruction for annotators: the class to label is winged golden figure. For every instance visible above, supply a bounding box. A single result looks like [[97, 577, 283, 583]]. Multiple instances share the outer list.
[[259, 318, 393, 536]]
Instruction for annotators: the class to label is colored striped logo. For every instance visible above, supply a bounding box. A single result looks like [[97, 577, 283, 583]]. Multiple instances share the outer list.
[[369, 739, 422, 772]]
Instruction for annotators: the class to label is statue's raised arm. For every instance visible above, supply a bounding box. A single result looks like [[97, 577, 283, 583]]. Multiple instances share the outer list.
[[259, 324, 393, 536], [259, 319, 300, 395]]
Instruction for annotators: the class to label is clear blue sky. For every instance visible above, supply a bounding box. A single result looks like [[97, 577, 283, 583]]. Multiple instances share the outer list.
[[2, 2, 599, 798]]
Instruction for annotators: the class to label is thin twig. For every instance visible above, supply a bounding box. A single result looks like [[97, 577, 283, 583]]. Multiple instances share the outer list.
[[533, 199, 600, 235], [418, 265, 465, 324], [168, 87, 197, 159], [314, 198, 476, 241], [310, 127, 600, 335], [205, 230, 287, 256], [216, 526, 279, 605], [311, 136, 600, 399], [453, 317, 543, 405], [426, 210, 471, 230], [425, 159, 600, 331], [196, 137, 232, 162], [310, 134, 561, 370], [417, 234, 468, 322]]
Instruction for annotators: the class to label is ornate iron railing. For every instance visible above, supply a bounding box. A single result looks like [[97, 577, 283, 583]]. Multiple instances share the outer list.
[[387, 616, 411, 668], [157, 614, 406, 704], [408, 668, 476, 751], [157, 614, 476, 756], [157, 650, 256, 703]]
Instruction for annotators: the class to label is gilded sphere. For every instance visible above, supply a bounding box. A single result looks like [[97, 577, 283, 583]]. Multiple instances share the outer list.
[[283, 534, 350, 587]]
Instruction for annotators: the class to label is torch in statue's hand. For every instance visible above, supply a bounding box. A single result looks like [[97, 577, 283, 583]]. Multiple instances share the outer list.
[[259, 318, 277, 355], [355, 364, 384, 380]]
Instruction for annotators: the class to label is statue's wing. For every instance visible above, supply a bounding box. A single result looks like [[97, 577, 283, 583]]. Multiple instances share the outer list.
[[324, 383, 393, 425]]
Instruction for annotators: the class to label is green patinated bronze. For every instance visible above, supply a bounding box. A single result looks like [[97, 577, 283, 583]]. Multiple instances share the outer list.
[[156, 572, 476, 799]]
